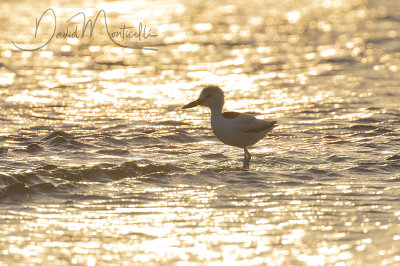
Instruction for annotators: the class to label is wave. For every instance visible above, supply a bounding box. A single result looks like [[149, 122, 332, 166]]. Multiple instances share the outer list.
[[0, 161, 185, 201]]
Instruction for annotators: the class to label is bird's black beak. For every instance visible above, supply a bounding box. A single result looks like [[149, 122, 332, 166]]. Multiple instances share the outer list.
[[182, 99, 201, 109]]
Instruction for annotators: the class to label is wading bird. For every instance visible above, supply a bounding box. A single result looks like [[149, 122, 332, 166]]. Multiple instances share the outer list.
[[182, 85, 277, 169]]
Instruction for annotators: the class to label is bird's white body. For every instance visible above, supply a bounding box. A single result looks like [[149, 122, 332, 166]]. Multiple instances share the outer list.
[[211, 112, 274, 149], [182, 85, 276, 169]]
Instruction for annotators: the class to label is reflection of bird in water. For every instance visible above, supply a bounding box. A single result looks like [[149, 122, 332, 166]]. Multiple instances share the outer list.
[[182, 85, 277, 169]]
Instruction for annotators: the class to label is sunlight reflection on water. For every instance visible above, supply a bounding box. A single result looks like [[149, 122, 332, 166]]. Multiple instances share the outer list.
[[1, 0, 400, 264]]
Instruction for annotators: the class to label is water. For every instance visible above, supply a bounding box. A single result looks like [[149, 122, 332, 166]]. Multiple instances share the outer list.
[[1, 0, 400, 265]]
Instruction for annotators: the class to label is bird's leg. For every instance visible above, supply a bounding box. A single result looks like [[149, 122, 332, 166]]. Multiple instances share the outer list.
[[243, 148, 251, 169]]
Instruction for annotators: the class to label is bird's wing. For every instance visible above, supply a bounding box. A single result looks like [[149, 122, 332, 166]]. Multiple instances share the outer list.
[[234, 114, 277, 133], [222, 112, 241, 119]]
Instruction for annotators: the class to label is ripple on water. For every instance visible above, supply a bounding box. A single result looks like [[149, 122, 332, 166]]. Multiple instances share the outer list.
[[306, 168, 341, 178], [348, 125, 378, 131], [327, 155, 348, 162], [26, 143, 43, 153], [41, 130, 73, 141], [101, 136, 128, 146], [162, 130, 200, 143], [387, 154, 400, 161], [0, 161, 186, 202], [96, 149, 130, 155], [0, 147, 8, 156]]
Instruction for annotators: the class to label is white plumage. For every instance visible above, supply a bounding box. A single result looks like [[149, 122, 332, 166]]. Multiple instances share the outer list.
[[182, 85, 277, 169]]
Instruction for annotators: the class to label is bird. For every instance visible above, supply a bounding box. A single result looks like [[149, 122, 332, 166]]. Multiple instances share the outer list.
[[182, 85, 277, 169]]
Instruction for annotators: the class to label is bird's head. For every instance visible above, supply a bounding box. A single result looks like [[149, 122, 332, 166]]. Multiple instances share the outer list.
[[182, 85, 224, 110]]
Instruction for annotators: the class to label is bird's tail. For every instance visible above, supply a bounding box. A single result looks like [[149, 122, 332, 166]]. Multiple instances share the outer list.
[[245, 121, 277, 133], [264, 121, 277, 133]]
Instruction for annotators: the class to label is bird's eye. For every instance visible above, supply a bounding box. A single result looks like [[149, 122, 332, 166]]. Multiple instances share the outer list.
[[205, 94, 212, 98]]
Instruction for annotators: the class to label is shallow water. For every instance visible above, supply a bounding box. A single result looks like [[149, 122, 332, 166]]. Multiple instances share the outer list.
[[1, 0, 400, 265]]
